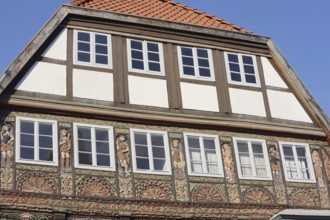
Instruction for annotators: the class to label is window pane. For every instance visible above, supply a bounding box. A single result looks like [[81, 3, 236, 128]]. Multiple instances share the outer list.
[[132, 60, 144, 70], [39, 123, 52, 135], [199, 68, 211, 77], [152, 146, 165, 158], [203, 138, 215, 150], [78, 42, 90, 52], [191, 161, 203, 173], [96, 142, 110, 154], [245, 75, 256, 84], [78, 127, 91, 139], [237, 141, 249, 153], [228, 54, 238, 62], [136, 158, 150, 170], [95, 34, 107, 44], [21, 121, 34, 134], [79, 153, 93, 165], [147, 43, 159, 52], [136, 145, 149, 157], [205, 150, 217, 162], [197, 49, 208, 58], [39, 149, 53, 161], [95, 45, 108, 54], [95, 129, 109, 141], [182, 57, 194, 66], [21, 147, 34, 160], [242, 55, 253, 64], [78, 52, 90, 62], [97, 155, 110, 166], [198, 59, 209, 68], [183, 66, 195, 76], [151, 134, 164, 147], [283, 146, 294, 156], [296, 147, 306, 157], [181, 47, 193, 56], [96, 55, 108, 64], [148, 52, 160, 62], [149, 62, 161, 72], [131, 50, 143, 60], [39, 136, 52, 149], [78, 32, 90, 42], [252, 143, 263, 154], [21, 134, 34, 147], [134, 133, 147, 145], [78, 140, 92, 152], [231, 73, 241, 82], [153, 159, 166, 171], [229, 63, 240, 72], [244, 65, 255, 74], [188, 136, 200, 149], [207, 163, 219, 174], [131, 40, 142, 50]]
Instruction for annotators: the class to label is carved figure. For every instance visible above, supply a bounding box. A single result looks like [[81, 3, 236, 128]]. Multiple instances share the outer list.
[[222, 143, 234, 181], [116, 134, 130, 173], [322, 151, 330, 180], [171, 139, 185, 178], [0, 123, 14, 166], [60, 128, 71, 172], [269, 146, 281, 181], [312, 150, 324, 187]]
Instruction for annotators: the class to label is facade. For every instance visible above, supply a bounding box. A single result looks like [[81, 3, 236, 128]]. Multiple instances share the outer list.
[[0, 0, 330, 219]]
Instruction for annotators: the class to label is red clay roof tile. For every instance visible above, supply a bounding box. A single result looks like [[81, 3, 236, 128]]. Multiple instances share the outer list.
[[68, 0, 251, 34]]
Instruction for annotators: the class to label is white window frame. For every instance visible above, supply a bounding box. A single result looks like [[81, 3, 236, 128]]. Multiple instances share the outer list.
[[224, 52, 260, 87], [15, 117, 58, 166], [127, 38, 165, 75], [130, 128, 171, 175], [184, 133, 224, 177], [279, 142, 316, 183], [73, 123, 115, 171], [177, 46, 215, 81], [233, 137, 272, 180], [73, 30, 112, 68]]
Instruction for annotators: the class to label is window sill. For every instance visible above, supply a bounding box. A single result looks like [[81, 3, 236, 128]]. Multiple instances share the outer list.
[[74, 164, 116, 171], [16, 159, 58, 167], [188, 172, 224, 178], [133, 169, 172, 176]]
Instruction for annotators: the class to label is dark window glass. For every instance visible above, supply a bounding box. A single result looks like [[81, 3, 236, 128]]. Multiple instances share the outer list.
[[153, 159, 166, 170], [237, 141, 249, 153], [242, 55, 253, 65], [78, 32, 90, 42], [199, 68, 211, 77], [78, 52, 90, 62], [136, 158, 150, 170], [20, 147, 34, 160], [296, 147, 306, 157], [198, 59, 209, 68], [229, 63, 240, 72], [183, 66, 195, 76], [228, 54, 238, 62], [244, 65, 255, 74], [78, 140, 92, 152], [39, 123, 52, 135], [245, 75, 256, 84], [131, 50, 143, 60], [188, 137, 200, 149], [252, 143, 263, 154], [182, 57, 194, 66], [95, 45, 108, 54], [231, 73, 241, 82], [136, 145, 149, 157], [96, 55, 108, 64], [149, 62, 161, 72], [21, 121, 34, 134], [197, 49, 208, 58], [132, 60, 144, 70], [181, 47, 193, 56], [95, 34, 107, 44], [148, 52, 160, 62], [152, 147, 165, 158], [39, 149, 53, 161], [78, 127, 91, 139], [135, 133, 147, 145], [151, 134, 164, 146], [97, 155, 110, 166], [96, 142, 110, 154], [147, 43, 159, 52], [203, 138, 215, 150], [21, 134, 34, 147], [131, 40, 143, 50], [79, 153, 93, 165], [95, 129, 109, 141], [39, 136, 52, 149], [283, 146, 294, 156], [78, 42, 90, 52]]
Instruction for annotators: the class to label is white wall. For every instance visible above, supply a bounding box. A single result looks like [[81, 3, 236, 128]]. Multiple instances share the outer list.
[[180, 82, 219, 112], [42, 29, 67, 61], [261, 57, 287, 88], [128, 76, 169, 108], [73, 69, 114, 102], [229, 88, 266, 117], [15, 62, 66, 96], [267, 90, 312, 123]]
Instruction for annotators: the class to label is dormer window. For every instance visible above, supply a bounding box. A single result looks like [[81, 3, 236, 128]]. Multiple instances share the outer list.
[[224, 52, 260, 87], [127, 39, 164, 75], [178, 46, 214, 80], [74, 30, 112, 68]]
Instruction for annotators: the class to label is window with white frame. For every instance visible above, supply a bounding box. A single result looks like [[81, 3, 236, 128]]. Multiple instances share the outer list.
[[16, 117, 58, 165], [279, 142, 315, 182], [73, 123, 115, 170], [184, 133, 223, 176], [224, 52, 260, 86], [74, 30, 112, 67], [127, 39, 164, 74], [233, 138, 271, 180], [178, 46, 214, 80], [130, 129, 170, 174]]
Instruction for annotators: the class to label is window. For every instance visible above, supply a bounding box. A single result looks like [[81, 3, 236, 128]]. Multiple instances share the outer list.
[[178, 46, 214, 80], [130, 129, 171, 175], [127, 39, 164, 74], [184, 133, 223, 176], [279, 142, 315, 182], [16, 117, 58, 165], [74, 30, 112, 67], [73, 123, 115, 171], [233, 138, 271, 180], [224, 52, 260, 86]]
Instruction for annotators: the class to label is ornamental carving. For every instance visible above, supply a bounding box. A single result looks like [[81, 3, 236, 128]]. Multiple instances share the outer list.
[[268, 145, 281, 182], [1, 167, 13, 190], [175, 179, 188, 201], [17, 172, 57, 194], [116, 134, 130, 175], [243, 187, 274, 204], [0, 122, 14, 167], [170, 138, 185, 178], [222, 142, 235, 182], [137, 181, 172, 200], [289, 189, 317, 207], [61, 173, 73, 196], [0, 212, 50, 220], [227, 184, 240, 203], [311, 150, 325, 187], [59, 127, 72, 172], [76, 176, 115, 197], [322, 150, 330, 180], [119, 176, 133, 199], [192, 185, 224, 202]]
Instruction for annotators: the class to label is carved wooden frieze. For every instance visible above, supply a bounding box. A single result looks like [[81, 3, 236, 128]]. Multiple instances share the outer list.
[[76, 176, 116, 197], [289, 188, 318, 207], [242, 186, 274, 204], [135, 180, 173, 201], [61, 173, 73, 196], [16, 164, 58, 172], [190, 183, 226, 203], [0, 212, 51, 220], [16, 172, 58, 194]]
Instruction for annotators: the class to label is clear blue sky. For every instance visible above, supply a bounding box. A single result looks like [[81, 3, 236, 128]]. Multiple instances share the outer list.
[[0, 0, 329, 117]]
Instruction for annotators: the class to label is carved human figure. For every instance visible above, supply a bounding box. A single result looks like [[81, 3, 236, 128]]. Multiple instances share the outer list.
[[0, 123, 14, 166], [312, 150, 324, 187], [171, 138, 185, 178], [269, 146, 281, 181], [116, 134, 130, 173], [60, 128, 71, 172], [322, 151, 330, 180], [222, 143, 234, 181]]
